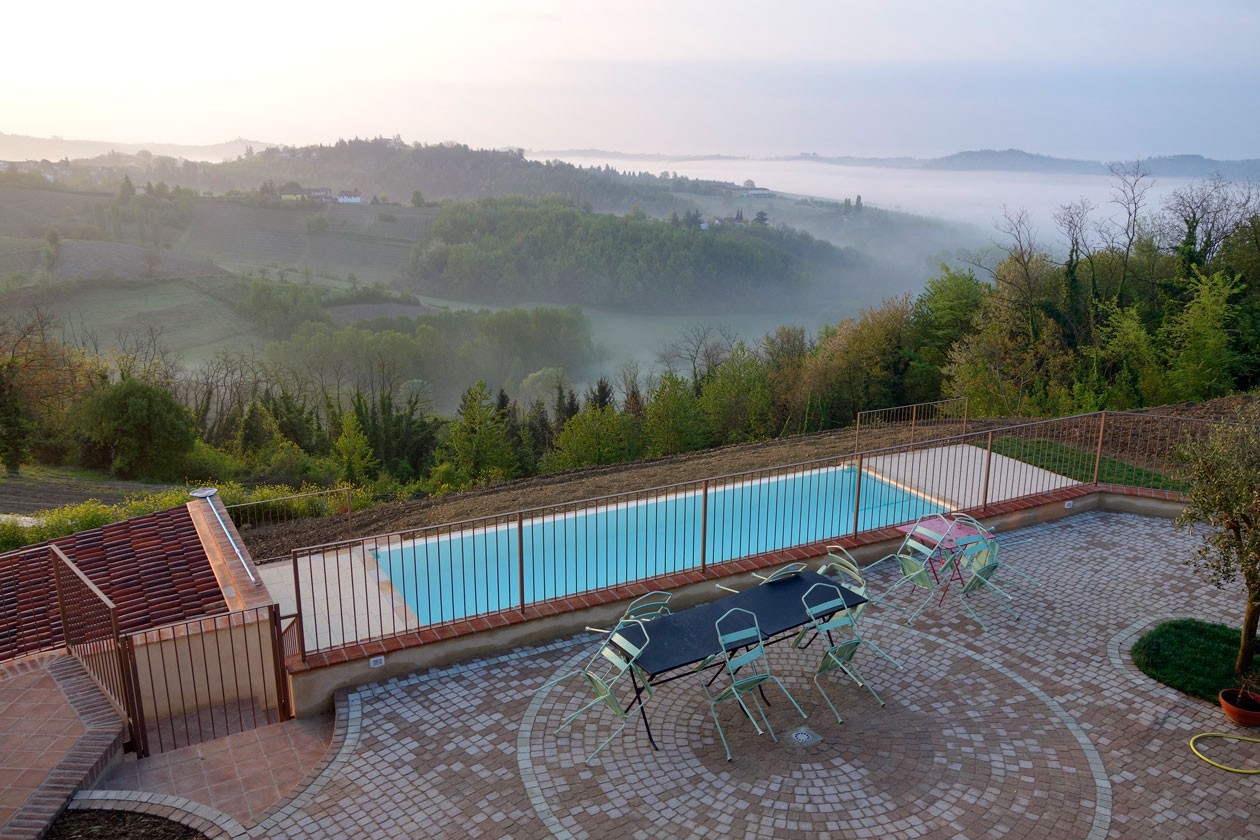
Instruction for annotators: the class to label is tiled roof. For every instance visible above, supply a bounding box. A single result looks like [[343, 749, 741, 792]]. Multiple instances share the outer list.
[[0, 504, 228, 661]]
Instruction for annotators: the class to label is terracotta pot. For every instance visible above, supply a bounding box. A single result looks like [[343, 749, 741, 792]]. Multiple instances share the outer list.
[[1219, 689, 1260, 726]]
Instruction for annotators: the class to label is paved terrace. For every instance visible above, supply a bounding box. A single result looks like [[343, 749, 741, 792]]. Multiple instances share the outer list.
[[71, 510, 1260, 838]]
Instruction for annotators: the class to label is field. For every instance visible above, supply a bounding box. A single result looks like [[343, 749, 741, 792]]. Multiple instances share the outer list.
[[0, 466, 174, 514]]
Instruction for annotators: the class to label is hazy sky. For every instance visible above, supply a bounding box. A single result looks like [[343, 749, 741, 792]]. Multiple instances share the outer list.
[[5, 0, 1258, 160]]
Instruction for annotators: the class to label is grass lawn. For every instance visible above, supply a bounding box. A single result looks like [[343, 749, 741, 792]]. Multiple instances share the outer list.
[[990, 436, 1183, 491], [1132, 618, 1256, 702]]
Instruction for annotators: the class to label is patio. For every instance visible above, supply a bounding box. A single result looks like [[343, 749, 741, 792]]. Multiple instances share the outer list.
[[65, 509, 1260, 838]]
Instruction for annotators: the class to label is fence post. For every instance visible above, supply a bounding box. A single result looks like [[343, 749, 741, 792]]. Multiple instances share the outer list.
[[699, 480, 709, 574], [291, 550, 307, 663], [343, 487, 353, 541], [962, 398, 969, 436], [981, 431, 994, 512], [118, 634, 149, 758], [1092, 411, 1107, 486], [910, 404, 918, 444], [268, 603, 293, 721], [851, 454, 864, 538], [517, 512, 527, 617]]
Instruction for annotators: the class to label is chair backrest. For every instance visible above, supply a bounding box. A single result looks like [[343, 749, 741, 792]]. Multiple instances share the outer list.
[[820, 548, 864, 585], [802, 582, 858, 636], [600, 620, 650, 676], [622, 590, 672, 621], [759, 562, 808, 584], [960, 560, 1001, 595], [896, 553, 936, 589], [714, 608, 769, 677], [957, 536, 996, 573], [950, 513, 995, 539]]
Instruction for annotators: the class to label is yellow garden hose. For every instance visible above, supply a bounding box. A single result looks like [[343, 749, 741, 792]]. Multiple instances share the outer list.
[[1189, 732, 1260, 773]]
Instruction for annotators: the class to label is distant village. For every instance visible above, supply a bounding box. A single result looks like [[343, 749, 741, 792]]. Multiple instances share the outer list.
[[276, 186, 363, 204]]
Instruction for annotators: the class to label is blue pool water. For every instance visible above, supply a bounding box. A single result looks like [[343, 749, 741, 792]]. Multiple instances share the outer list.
[[374, 465, 942, 625]]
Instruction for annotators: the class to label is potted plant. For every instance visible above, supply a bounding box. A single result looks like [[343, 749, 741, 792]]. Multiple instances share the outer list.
[[1220, 674, 1260, 726]]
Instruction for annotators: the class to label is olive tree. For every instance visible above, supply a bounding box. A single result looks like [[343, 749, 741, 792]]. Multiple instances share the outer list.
[[1175, 408, 1260, 674]]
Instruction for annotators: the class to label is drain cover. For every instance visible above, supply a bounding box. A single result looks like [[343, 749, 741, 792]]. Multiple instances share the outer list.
[[785, 726, 822, 747]]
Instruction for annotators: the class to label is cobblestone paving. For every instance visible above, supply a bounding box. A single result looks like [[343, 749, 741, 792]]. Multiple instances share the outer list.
[[109, 511, 1260, 838]]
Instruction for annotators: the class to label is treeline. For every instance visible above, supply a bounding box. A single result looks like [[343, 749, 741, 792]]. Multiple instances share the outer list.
[[406, 195, 854, 310], [49, 138, 758, 218]]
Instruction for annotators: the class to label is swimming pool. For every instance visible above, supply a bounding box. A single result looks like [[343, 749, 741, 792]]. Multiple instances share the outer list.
[[373, 464, 942, 625]]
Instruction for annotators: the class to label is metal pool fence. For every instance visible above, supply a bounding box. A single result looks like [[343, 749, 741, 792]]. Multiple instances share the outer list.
[[286, 411, 1224, 659]]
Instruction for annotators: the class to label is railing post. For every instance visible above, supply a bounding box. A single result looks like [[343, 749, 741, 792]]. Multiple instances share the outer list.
[[118, 634, 148, 758], [981, 431, 994, 511], [699, 480, 709, 574], [343, 486, 353, 541], [962, 397, 969, 435], [851, 454, 864, 538], [268, 603, 293, 720], [1092, 411, 1107, 486], [910, 404, 918, 444], [291, 550, 307, 663], [517, 512, 526, 617]]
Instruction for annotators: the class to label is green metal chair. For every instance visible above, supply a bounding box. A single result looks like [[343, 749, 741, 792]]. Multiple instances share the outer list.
[[700, 607, 807, 761], [953, 540, 1021, 632], [818, 546, 874, 619], [795, 582, 902, 721], [877, 550, 954, 625], [754, 562, 809, 584], [554, 620, 652, 764], [621, 590, 673, 621]]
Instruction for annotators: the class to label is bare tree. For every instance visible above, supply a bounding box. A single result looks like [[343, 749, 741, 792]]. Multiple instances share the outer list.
[[1100, 161, 1152, 302], [656, 323, 736, 391], [1161, 175, 1259, 271]]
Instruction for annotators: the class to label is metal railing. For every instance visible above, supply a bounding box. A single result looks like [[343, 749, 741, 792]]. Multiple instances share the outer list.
[[227, 486, 355, 564], [855, 397, 969, 449], [50, 545, 147, 754], [125, 603, 290, 756], [284, 409, 1219, 659]]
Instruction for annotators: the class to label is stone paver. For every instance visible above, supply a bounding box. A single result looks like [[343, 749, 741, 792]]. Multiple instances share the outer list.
[[74, 511, 1260, 838]]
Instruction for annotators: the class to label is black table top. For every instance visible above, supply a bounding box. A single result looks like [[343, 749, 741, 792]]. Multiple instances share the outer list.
[[618, 570, 867, 679]]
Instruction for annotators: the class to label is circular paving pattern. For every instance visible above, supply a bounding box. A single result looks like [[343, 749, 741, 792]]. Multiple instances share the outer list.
[[520, 621, 1108, 839]]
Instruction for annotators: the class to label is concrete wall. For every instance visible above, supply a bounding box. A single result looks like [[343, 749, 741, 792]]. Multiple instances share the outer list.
[[132, 614, 279, 719]]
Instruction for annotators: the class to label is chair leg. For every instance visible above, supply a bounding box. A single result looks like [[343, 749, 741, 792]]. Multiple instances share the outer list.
[[709, 705, 734, 761], [583, 715, 628, 765], [905, 589, 935, 625], [861, 639, 904, 670], [557, 695, 606, 731], [959, 596, 990, 632], [838, 661, 885, 706], [769, 676, 808, 722], [813, 673, 844, 724]]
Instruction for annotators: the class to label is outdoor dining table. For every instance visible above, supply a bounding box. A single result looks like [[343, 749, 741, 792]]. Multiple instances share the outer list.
[[894, 517, 981, 590], [613, 569, 867, 750]]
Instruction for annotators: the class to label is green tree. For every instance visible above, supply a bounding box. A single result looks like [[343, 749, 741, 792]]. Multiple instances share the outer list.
[[438, 381, 516, 488], [643, 373, 706, 456], [541, 404, 636, 472], [411, 189, 424, 207], [1175, 408, 1260, 674], [71, 378, 197, 478], [1159, 270, 1240, 402], [698, 342, 771, 444], [332, 411, 378, 483], [0, 363, 33, 474], [906, 267, 989, 402], [118, 174, 135, 205]]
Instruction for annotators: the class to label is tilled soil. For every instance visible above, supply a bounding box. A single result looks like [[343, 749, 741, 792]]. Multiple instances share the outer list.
[[44, 809, 205, 840]]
